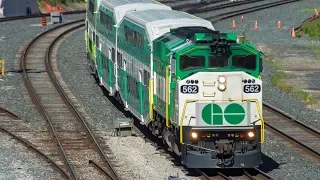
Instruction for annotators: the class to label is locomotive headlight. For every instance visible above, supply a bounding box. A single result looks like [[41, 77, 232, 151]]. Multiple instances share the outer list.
[[191, 132, 198, 139], [218, 84, 226, 91], [248, 131, 255, 138], [218, 76, 226, 84]]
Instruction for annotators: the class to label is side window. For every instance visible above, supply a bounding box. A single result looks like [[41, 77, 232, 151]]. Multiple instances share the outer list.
[[143, 69, 150, 86], [232, 54, 256, 70], [123, 59, 127, 71], [108, 48, 112, 60], [100, 12, 113, 30], [93, 31, 96, 42], [124, 25, 144, 49], [112, 48, 115, 62], [117, 51, 122, 68], [102, 54, 108, 72], [89, 0, 94, 15], [171, 58, 176, 75]]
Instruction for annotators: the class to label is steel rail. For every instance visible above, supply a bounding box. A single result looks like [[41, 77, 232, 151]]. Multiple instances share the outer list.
[[0, 10, 86, 23], [187, 0, 268, 14], [89, 160, 115, 179], [169, 0, 228, 11], [208, 0, 302, 22], [253, 167, 275, 180], [46, 21, 120, 180], [20, 20, 85, 180], [263, 103, 320, 160], [0, 126, 69, 179], [0, 107, 20, 119]]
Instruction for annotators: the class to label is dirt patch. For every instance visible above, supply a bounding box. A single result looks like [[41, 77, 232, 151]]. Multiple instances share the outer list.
[[257, 44, 320, 110], [39, 1, 64, 13]]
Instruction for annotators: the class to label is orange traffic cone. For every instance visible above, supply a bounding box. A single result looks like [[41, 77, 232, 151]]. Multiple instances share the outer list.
[[42, 17, 47, 26], [291, 28, 296, 38], [254, 21, 258, 30], [240, 16, 244, 22], [315, 9, 319, 16], [232, 20, 236, 28], [277, 20, 281, 29]]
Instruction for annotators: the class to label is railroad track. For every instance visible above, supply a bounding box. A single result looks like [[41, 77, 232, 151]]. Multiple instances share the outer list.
[[263, 103, 320, 164], [168, 0, 228, 12], [208, 0, 302, 22], [0, 10, 86, 23], [20, 20, 120, 180], [197, 167, 274, 180], [186, 0, 270, 14], [0, 106, 20, 119]]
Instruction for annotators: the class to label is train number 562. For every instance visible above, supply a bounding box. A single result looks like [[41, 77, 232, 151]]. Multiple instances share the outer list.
[[244, 84, 261, 93], [180, 85, 199, 94]]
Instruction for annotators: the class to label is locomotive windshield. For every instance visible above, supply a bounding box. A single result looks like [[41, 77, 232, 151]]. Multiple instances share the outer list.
[[209, 55, 229, 67], [180, 55, 205, 71], [232, 54, 256, 70]]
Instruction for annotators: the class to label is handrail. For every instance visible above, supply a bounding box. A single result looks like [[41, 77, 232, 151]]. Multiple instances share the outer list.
[[165, 66, 170, 127], [149, 78, 154, 120], [179, 98, 264, 144]]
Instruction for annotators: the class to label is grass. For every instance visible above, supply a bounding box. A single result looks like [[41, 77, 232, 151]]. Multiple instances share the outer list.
[[299, 7, 320, 13], [299, 17, 320, 39], [311, 45, 320, 62], [265, 59, 317, 105]]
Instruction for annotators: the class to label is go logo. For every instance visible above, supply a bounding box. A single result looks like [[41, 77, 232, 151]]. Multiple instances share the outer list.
[[201, 103, 245, 125]]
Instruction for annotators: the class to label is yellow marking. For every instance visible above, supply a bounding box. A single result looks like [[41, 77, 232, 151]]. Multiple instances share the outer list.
[[258, 75, 261, 80], [165, 66, 170, 127], [179, 98, 264, 144], [202, 92, 216, 97], [0, 59, 4, 76], [180, 47, 196, 56], [203, 81, 216, 86], [149, 78, 154, 120]]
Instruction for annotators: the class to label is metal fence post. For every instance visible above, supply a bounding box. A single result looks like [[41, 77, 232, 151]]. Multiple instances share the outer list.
[[0, 59, 4, 76]]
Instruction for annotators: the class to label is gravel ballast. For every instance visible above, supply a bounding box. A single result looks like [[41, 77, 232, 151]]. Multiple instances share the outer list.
[[0, 131, 64, 180], [0, 14, 86, 179]]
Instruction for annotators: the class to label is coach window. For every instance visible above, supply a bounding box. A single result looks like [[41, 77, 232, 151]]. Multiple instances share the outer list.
[[209, 55, 229, 68], [89, 0, 94, 16], [112, 48, 115, 62], [100, 13, 112, 30], [117, 51, 122, 68], [143, 69, 150, 86], [180, 55, 205, 71], [232, 54, 256, 70]]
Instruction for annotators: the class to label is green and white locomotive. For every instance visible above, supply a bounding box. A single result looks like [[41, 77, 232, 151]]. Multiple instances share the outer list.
[[85, 0, 265, 168]]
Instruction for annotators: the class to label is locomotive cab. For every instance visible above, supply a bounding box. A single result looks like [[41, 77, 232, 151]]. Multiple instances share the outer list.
[[158, 27, 264, 168]]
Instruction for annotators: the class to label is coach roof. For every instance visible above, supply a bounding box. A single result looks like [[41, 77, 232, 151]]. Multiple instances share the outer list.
[[100, 0, 171, 25], [124, 9, 215, 42]]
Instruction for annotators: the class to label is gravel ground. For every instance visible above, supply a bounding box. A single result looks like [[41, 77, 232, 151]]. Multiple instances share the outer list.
[[0, 131, 63, 180], [261, 131, 320, 180], [0, 14, 86, 179]]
